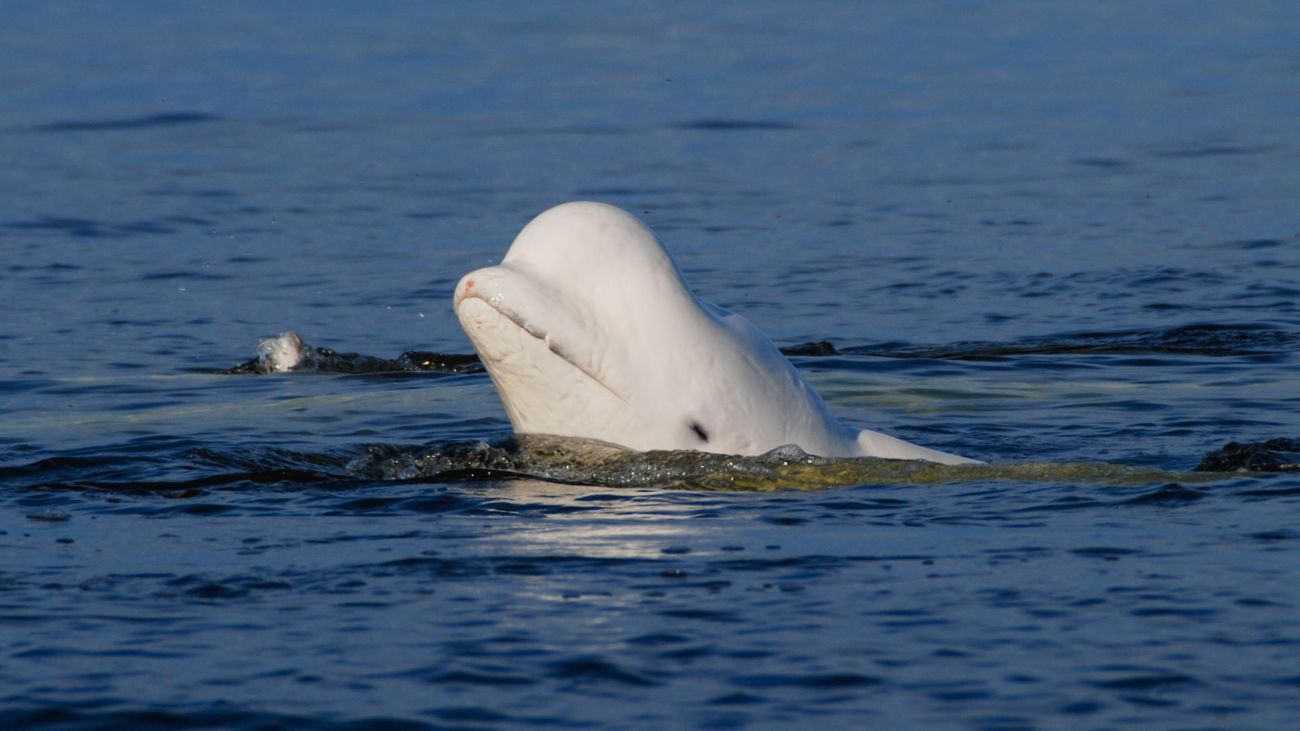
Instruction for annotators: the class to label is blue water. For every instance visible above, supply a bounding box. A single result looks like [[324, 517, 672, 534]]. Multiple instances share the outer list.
[[3, 2, 1300, 729]]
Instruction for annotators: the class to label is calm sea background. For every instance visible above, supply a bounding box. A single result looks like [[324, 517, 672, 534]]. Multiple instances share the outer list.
[[2, 2, 1299, 729]]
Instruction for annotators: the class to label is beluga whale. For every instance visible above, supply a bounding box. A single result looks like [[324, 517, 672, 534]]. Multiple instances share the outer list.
[[454, 201, 978, 465]]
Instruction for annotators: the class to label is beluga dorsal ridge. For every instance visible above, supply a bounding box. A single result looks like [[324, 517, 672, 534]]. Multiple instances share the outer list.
[[453, 201, 978, 465]]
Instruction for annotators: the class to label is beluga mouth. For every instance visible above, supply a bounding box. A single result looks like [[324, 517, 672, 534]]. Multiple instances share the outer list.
[[454, 273, 626, 406], [453, 201, 979, 465]]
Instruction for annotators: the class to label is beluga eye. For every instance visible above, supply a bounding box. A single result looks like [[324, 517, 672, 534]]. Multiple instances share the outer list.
[[689, 421, 710, 443]]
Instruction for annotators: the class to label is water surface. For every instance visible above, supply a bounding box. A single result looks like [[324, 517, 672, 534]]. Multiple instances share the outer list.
[[2, 2, 1299, 729]]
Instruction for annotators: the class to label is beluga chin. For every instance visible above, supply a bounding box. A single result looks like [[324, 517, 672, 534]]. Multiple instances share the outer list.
[[454, 201, 978, 465]]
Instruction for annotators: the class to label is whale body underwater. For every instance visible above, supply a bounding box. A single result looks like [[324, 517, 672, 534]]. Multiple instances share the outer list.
[[453, 202, 979, 465]]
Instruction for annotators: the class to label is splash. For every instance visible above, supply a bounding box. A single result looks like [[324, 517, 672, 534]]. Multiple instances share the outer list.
[[223, 332, 482, 375]]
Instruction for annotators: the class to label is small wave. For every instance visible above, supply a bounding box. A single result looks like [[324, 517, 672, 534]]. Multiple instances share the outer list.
[[1196, 439, 1300, 472], [9, 434, 1296, 496], [29, 112, 220, 133], [0, 707, 423, 731], [791, 323, 1298, 360], [222, 332, 483, 375], [672, 119, 799, 131], [222, 323, 1296, 378], [1, 216, 177, 239]]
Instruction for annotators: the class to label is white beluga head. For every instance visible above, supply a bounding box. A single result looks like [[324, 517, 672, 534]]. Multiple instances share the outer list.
[[454, 201, 978, 465]]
